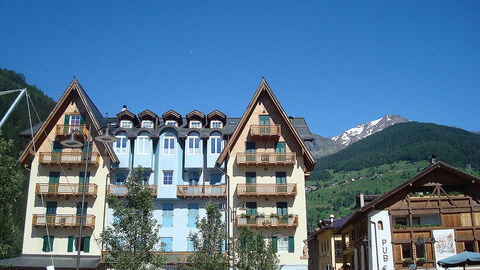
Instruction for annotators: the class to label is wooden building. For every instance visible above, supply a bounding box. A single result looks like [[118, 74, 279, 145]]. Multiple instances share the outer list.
[[336, 159, 480, 270]]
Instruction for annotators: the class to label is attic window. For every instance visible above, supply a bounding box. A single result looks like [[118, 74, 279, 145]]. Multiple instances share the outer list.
[[165, 120, 177, 127], [120, 120, 132, 128], [142, 120, 153, 128], [190, 120, 202, 129], [210, 120, 222, 129]]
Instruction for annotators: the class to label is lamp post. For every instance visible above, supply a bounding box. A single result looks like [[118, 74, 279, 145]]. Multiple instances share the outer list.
[[61, 117, 117, 270]]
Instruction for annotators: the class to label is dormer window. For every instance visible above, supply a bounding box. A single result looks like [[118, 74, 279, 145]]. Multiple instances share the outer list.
[[165, 120, 178, 127], [142, 120, 153, 128], [120, 120, 132, 128], [190, 121, 202, 129], [210, 120, 222, 129]]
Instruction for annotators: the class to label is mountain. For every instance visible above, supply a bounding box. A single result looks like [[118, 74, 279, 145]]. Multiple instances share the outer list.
[[306, 114, 409, 157], [315, 121, 480, 172], [0, 68, 56, 154], [330, 114, 409, 146]]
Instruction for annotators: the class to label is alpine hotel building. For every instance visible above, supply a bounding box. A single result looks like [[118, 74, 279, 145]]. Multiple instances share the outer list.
[[1, 78, 315, 269]]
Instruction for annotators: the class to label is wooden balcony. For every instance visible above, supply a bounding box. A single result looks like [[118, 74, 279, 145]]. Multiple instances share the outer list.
[[35, 183, 97, 197], [107, 185, 158, 197], [236, 152, 296, 166], [236, 183, 297, 197], [177, 185, 227, 198], [250, 125, 281, 137], [32, 214, 95, 228], [55, 124, 89, 137], [39, 152, 100, 166], [236, 214, 298, 228]]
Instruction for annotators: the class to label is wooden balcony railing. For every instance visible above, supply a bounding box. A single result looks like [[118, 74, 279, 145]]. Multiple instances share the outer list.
[[39, 152, 100, 166], [236, 215, 298, 228], [32, 214, 95, 227], [236, 184, 297, 197], [55, 124, 89, 137], [236, 152, 296, 166], [250, 125, 281, 137], [177, 185, 227, 198], [107, 185, 158, 197], [35, 183, 98, 197]]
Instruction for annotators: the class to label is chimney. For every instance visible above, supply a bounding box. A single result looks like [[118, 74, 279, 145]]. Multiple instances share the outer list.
[[429, 155, 437, 165], [359, 193, 365, 207], [330, 214, 335, 223], [122, 105, 127, 112]]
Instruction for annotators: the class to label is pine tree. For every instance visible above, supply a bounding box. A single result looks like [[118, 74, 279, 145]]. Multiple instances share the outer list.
[[100, 166, 164, 269], [187, 200, 229, 270]]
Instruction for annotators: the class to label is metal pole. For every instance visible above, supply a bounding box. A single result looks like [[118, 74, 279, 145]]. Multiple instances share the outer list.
[[0, 89, 26, 129], [76, 125, 91, 270], [369, 220, 379, 270]]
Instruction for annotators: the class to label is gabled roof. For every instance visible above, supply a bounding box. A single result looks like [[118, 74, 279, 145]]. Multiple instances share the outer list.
[[216, 78, 316, 171], [186, 110, 206, 121], [116, 109, 139, 126], [207, 110, 226, 119], [138, 109, 158, 120], [336, 161, 480, 232], [162, 109, 183, 125], [19, 78, 119, 166]]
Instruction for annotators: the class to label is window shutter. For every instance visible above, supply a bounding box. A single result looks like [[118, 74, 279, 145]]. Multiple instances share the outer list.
[[288, 236, 294, 253], [272, 237, 277, 253], [83, 236, 90, 253], [67, 236, 74, 252], [80, 115, 85, 125], [42, 236, 48, 252], [64, 115, 70, 125]]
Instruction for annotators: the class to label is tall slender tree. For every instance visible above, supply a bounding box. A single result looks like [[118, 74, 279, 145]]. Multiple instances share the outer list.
[[234, 227, 281, 270], [187, 200, 229, 270], [0, 132, 25, 258], [100, 166, 164, 269]]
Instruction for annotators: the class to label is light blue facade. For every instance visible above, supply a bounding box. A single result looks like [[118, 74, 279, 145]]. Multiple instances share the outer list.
[[108, 111, 228, 260]]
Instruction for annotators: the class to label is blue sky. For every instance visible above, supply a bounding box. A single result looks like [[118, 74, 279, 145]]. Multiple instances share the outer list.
[[1, 1, 479, 136]]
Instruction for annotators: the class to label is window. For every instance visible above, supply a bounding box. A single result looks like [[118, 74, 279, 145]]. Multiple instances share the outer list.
[[162, 204, 173, 227], [412, 217, 421, 225], [395, 217, 408, 226], [165, 120, 177, 126], [277, 237, 289, 253], [163, 171, 173, 185], [120, 120, 132, 128], [190, 120, 202, 128], [246, 202, 257, 215], [70, 236, 91, 253], [188, 203, 199, 227], [465, 242, 475, 252], [141, 120, 153, 128], [188, 172, 199, 186], [210, 174, 221, 185], [276, 202, 288, 216], [163, 136, 175, 155], [136, 136, 150, 155], [210, 120, 222, 128], [416, 242, 425, 258], [401, 244, 412, 259], [70, 115, 81, 132], [210, 134, 222, 154], [116, 173, 127, 185], [259, 115, 270, 125], [115, 136, 128, 153], [187, 238, 194, 252], [188, 133, 200, 154], [161, 237, 173, 252], [42, 235, 54, 252]]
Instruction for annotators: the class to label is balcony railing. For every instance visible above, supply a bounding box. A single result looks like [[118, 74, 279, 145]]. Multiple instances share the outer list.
[[107, 185, 158, 197], [55, 124, 89, 137], [32, 214, 95, 227], [236, 152, 296, 166], [35, 183, 98, 197], [236, 184, 297, 197], [39, 152, 100, 166], [250, 125, 281, 137], [236, 215, 298, 228], [177, 185, 227, 198]]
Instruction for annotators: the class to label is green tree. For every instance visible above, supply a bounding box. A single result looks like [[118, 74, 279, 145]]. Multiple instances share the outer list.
[[234, 227, 281, 270], [100, 166, 164, 270], [0, 132, 26, 258], [187, 200, 229, 270]]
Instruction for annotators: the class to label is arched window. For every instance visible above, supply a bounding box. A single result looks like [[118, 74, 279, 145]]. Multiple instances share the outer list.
[[378, 221, 384, 230], [210, 132, 222, 154], [187, 132, 200, 154]]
